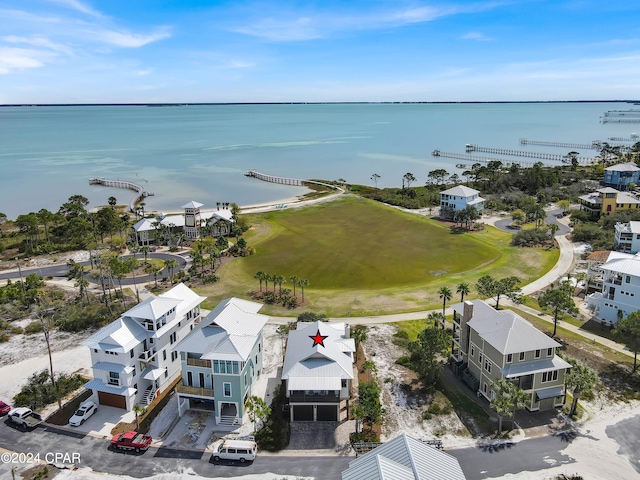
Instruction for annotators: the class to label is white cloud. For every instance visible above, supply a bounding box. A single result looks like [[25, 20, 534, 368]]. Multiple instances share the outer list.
[[461, 31, 493, 41], [87, 27, 172, 48], [46, 0, 103, 18], [2, 36, 73, 55], [0, 47, 47, 74]]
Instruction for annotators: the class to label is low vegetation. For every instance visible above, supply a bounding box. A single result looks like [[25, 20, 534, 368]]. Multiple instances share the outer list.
[[13, 370, 86, 411]]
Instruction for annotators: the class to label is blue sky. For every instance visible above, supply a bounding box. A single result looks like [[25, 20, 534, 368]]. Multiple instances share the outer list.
[[0, 0, 639, 103]]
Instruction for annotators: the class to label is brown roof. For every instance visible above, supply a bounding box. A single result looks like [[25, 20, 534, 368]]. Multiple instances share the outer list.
[[586, 250, 612, 263]]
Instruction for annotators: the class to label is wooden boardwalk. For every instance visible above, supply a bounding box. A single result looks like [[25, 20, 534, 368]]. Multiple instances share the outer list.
[[244, 169, 304, 186], [519, 138, 601, 150], [464, 144, 597, 163], [89, 177, 154, 212]]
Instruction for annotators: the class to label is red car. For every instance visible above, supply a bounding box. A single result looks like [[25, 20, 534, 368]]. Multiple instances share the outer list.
[[111, 431, 153, 453], [0, 401, 11, 416]]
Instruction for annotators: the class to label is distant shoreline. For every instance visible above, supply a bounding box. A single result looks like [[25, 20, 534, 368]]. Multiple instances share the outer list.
[[1, 100, 639, 107]]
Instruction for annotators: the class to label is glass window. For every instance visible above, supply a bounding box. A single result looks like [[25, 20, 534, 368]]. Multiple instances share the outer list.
[[535, 349, 541, 358], [519, 352, 525, 361], [507, 354, 512, 363], [223, 383, 231, 397], [213, 360, 219, 373], [547, 348, 553, 356], [233, 362, 239, 374]]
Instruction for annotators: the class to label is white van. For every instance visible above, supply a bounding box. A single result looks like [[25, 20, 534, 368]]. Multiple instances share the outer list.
[[212, 440, 257, 463]]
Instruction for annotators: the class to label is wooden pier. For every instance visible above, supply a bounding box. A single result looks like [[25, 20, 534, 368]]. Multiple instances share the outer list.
[[432, 150, 536, 168], [602, 118, 640, 124], [602, 110, 640, 124], [519, 138, 601, 150], [89, 177, 154, 213], [464, 144, 597, 163], [608, 134, 639, 142], [245, 169, 305, 186]]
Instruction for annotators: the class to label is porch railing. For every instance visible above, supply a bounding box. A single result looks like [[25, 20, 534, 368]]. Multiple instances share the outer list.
[[176, 385, 214, 398]]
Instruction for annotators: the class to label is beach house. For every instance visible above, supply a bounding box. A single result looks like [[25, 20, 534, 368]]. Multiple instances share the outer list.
[[439, 185, 485, 220], [578, 187, 640, 218], [587, 251, 640, 325], [452, 300, 571, 411], [82, 283, 205, 410], [174, 298, 268, 425], [281, 321, 355, 422], [603, 162, 640, 191], [341, 433, 466, 480], [614, 221, 640, 254]]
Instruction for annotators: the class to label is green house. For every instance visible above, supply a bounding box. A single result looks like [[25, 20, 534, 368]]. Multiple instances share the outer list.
[[175, 298, 268, 426]]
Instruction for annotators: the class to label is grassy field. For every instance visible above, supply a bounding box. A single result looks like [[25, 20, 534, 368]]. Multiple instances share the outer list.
[[196, 196, 559, 316]]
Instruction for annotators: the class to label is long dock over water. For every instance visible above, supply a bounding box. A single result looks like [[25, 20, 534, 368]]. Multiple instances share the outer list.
[[244, 169, 305, 186], [519, 138, 601, 150], [432, 150, 536, 168], [89, 177, 154, 213], [464, 144, 596, 163]]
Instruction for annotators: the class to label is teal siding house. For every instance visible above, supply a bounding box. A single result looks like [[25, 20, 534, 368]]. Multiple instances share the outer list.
[[174, 298, 268, 426]]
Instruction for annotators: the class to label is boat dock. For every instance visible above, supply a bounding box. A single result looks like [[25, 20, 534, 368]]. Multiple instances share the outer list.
[[602, 110, 640, 124], [89, 177, 154, 213], [464, 144, 596, 163], [519, 138, 601, 150], [245, 169, 305, 186], [432, 150, 535, 168], [608, 134, 639, 142]]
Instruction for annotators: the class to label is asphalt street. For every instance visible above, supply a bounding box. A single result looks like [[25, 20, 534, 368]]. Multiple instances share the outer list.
[[0, 253, 188, 285], [493, 208, 571, 236]]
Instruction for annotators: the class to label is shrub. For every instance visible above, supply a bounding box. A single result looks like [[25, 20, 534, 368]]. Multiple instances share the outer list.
[[428, 404, 442, 415], [23, 321, 43, 335], [255, 384, 290, 451], [395, 356, 412, 368], [13, 370, 86, 410]]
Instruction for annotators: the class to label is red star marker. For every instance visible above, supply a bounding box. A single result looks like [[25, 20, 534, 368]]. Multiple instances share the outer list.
[[310, 329, 329, 347]]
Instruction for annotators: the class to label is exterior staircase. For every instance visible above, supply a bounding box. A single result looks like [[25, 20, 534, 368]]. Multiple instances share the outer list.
[[140, 386, 156, 406], [218, 415, 239, 426]]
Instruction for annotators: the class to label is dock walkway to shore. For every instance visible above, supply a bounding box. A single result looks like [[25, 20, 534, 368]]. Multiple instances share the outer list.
[[89, 177, 154, 212]]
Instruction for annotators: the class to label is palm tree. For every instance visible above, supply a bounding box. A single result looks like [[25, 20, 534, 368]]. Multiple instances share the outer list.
[[274, 274, 286, 294], [264, 273, 272, 292], [108, 196, 117, 209], [456, 282, 470, 302], [438, 286, 452, 328], [164, 258, 178, 284], [132, 403, 147, 431], [351, 326, 368, 362], [490, 378, 529, 434], [255, 271, 265, 292], [140, 245, 151, 264], [145, 263, 162, 288], [565, 359, 598, 417], [298, 278, 309, 302], [428, 312, 444, 328], [290, 274, 299, 297]]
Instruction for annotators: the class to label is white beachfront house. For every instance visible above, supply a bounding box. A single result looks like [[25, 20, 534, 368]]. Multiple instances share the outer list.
[[174, 298, 268, 426], [439, 185, 485, 220], [614, 221, 640, 254], [587, 251, 640, 325], [133, 200, 234, 245], [281, 321, 355, 422], [82, 283, 205, 410]]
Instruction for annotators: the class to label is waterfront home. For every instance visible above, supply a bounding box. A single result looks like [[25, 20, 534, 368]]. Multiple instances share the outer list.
[[587, 251, 640, 325], [281, 321, 355, 422], [132, 200, 234, 245], [603, 162, 640, 191], [342, 433, 466, 480], [174, 298, 268, 425], [452, 300, 571, 411], [578, 187, 640, 218], [439, 185, 485, 220], [82, 283, 205, 410], [614, 221, 640, 254], [584, 250, 632, 294]]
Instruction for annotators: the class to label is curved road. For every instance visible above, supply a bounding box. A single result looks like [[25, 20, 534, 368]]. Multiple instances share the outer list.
[[0, 253, 188, 285]]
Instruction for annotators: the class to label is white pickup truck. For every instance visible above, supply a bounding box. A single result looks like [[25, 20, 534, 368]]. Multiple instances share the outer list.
[[8, 407, 43, 429]]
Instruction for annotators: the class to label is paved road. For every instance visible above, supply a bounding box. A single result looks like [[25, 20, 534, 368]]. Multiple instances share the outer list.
[[493, 207, 571, 236], [0, 253, 187, 285]]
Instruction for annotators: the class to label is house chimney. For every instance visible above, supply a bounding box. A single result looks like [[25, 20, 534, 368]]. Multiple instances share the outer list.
[[460, 300, 473, 356]]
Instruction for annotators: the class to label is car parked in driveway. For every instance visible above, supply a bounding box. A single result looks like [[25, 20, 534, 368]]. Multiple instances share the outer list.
[[0, 401, 11, 416], [69, 401, 97, 426]]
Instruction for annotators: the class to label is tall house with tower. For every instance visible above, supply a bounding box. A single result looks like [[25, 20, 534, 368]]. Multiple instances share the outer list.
[[183, 201, 203, 239]]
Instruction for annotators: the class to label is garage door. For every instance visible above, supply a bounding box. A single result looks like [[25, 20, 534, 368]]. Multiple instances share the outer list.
[[317, 405, 338, 421], [98, 391, 126, 409], [292, 405, 313, 421]]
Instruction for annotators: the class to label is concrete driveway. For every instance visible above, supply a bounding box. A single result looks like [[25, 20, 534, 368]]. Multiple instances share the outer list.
[[62, 404, 135, 438]]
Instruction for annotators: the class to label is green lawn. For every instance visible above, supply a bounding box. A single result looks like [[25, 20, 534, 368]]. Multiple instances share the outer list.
[[197, 196, 559, 316]]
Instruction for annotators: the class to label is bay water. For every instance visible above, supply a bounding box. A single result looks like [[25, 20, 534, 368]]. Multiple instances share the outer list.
[[0, 102, 637, 219]]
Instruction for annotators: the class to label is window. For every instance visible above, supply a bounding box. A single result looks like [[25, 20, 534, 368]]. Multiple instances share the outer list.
[[519, 352, 525, 361], [478, 353, 483, 364], [470, 346, 475, 357], [187, 371, 193, 386], [341, 379, 347, 388], [94, 349, 98, 353], [223, 383, 231, 397], [130, 349, 134, 358], [542, 370, 559, 383], [258, 342, 261, 352], [164, 369, 168, 378], [214, 360, 220, 373], [108, 371, 120, 385], [132, 367, 136, 377], [484, 359, 492, 373], [232, 362, 239, 374], [163, 350, 167, 361], [507, 354, 512, 363], [483, 382, 487, 393], [226, 361, 232, 374], [547, 348, 553, 356], [535, 349, 541, 359], [626, 275, 631, 284], [171, 351, 178, 362]]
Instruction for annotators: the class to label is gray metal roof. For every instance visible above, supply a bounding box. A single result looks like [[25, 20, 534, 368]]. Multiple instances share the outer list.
[[440, 185, 480, 197], [126, 296, 181, 321], [91, 362, 135, 374], [536, 386, 564, 399], [282, 321, 353, 383], [82, 317, 148, 352], [342, 433, 466, 480], [606, 162, 640, 172], [602, 252, 640, 276], [459, 300, 560, 355], [501, 356, 572, 378]]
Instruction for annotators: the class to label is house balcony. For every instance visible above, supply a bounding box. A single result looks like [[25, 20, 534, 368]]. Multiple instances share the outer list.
[[186, 358, 212, 368], [289, 391, 341, 403], [176, 385, 214, 398], [604, 276, 623, 286], [139, 347, 157, 361]]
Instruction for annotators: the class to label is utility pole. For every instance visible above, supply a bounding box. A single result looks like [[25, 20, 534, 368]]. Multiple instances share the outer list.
[[16, 257, 25, 295]]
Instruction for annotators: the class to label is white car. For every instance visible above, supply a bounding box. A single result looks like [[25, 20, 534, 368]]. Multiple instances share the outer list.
[[69, 401, 97, 426]]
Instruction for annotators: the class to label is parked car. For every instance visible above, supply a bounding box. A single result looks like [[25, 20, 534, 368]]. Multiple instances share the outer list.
[[0, 401, 11, 416], [110, 431, 153, 453], [68, 401, 97, 426], [8, 407, 43, 429], [212, 439, 257, 463]]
